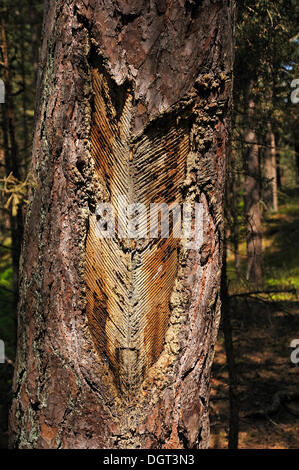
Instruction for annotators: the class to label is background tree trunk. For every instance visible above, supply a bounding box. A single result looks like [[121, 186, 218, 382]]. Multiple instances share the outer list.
[[244, 84, 263, 286], [275, 131, 281, 190], [221, 240, 239, 449], [9, 0, 234, 449], [295, 139, 299, 184], [264, 120, 278, 212]]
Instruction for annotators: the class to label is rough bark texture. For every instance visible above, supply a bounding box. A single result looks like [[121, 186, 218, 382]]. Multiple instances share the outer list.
[[9, 0, 234, 449]]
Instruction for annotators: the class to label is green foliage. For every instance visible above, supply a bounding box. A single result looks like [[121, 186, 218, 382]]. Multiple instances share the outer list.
[[263, 188, 299, 293], [228, 188, 299, 301]]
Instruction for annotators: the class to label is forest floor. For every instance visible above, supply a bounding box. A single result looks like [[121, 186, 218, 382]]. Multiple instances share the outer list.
[[210, 187, 299, 449], [210, 297, 299, 449]]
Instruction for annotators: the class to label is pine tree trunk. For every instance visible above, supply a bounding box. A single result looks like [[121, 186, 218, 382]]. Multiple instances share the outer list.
[[9, 0, 234, 449], [275, 131, 281, 189], [221, 241, 239, 449], [295, 140, 299, 184], [244, 84, 263, 286], [230, 150, 241, 277], [28, 1, 41, 86], [264, 120, 278, 212]]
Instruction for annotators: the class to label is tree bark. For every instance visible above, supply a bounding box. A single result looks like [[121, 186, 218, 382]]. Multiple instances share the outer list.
[[9, 0, 234, 449]]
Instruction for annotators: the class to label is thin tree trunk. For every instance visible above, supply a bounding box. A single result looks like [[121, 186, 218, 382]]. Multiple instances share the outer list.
[[264, 120, 278, 212], [231, 156, 241, 277], [244, 84, 263, 286], [20, 17, 30, 169], [28, 1, 40, 87], [295, 140, 299, 184], [222, 134, 239, 448], [221, 241, 239, 449], [275, 131, 281, 190], [9, 0, 234, 449]]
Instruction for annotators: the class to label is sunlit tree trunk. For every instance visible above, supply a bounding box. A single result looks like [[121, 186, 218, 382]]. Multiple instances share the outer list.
[[9, 0, 234, 449], [264, 120, 278, 212]]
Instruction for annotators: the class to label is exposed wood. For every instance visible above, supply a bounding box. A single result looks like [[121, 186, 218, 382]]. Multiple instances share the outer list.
[[86, 66, 189, 395]]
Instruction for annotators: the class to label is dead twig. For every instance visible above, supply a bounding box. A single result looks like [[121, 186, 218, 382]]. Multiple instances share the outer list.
[[5, 355, 15, 367]]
